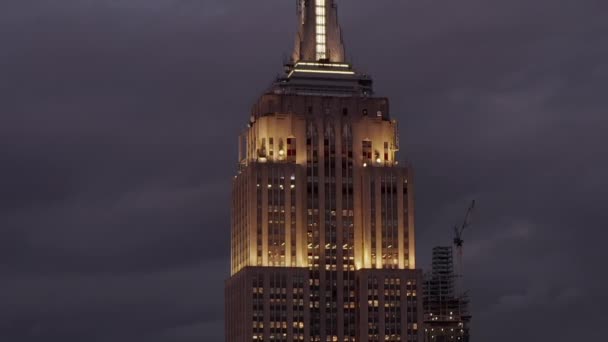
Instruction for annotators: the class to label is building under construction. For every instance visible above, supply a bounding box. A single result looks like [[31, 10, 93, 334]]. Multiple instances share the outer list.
[[423, 246, 471, 341]]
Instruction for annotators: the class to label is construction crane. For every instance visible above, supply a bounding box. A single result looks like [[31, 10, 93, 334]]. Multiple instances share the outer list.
[[453, 200, 476, 294], [453, 200, 476, 249]]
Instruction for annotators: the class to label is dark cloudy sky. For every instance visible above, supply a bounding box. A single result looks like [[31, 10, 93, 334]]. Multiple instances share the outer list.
[[1, 0, 607, 341]]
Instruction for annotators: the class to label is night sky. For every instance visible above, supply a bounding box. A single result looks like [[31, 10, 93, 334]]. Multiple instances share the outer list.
[[2, 0, 607, 341]]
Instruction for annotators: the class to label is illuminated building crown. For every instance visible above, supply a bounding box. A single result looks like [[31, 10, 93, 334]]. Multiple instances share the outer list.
[[273, 0, 373, 97]]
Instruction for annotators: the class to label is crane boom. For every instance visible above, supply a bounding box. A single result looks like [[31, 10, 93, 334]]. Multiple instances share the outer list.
[[453, 200, 475, 247], [453, 200, 476, 295]]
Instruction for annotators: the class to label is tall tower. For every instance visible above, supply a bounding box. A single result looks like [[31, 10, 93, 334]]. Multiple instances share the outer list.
[[422, 247, 471, 342], [226, 2, 423, 341]]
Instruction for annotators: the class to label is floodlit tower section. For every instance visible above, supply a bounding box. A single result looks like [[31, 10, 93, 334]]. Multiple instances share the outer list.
[[234, 94, 415, 273], [226, 2, 422, 342]]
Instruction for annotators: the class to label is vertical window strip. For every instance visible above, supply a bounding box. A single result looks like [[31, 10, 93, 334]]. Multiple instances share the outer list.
[[315, 0, 327, 60], [371, 179, 376, 268]]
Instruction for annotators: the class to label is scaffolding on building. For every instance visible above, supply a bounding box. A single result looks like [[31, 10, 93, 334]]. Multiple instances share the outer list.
[[423, 246, 471, 342]]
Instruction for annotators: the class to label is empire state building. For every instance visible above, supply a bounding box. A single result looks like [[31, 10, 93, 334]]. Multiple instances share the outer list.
[[226, 1, 422, 341]]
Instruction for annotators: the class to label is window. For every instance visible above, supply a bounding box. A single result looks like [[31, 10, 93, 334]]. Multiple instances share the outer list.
[[269, 137, 274, 158], [362, 140, 372, 161], [287, 137, 296, 160]]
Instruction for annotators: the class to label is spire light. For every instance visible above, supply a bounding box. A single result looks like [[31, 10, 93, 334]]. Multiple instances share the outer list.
[[315, 0, 327, 60]]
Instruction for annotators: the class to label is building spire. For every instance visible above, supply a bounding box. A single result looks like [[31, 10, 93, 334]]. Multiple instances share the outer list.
[[273, 0, 372, 97], [292, 0, 346, 63]]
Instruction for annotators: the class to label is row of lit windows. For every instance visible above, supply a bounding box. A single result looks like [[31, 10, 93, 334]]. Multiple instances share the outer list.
[[251, 274, 307, 339], [257, 137, 297, 162], [252, 335, 305, 341]]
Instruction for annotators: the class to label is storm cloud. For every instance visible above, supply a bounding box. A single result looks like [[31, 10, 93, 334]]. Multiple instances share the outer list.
[[1, 0, 607, 341]]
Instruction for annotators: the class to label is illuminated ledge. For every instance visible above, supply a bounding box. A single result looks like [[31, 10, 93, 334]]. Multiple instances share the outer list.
[[287, 69, 356, 78], [295, 62, 351, 68]]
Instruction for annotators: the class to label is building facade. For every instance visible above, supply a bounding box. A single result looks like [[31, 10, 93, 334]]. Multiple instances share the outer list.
[[422, 247, 471, 342], [226, 1, 422, 341]]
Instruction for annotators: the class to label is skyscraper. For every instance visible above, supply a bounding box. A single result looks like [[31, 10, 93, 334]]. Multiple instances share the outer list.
[[226, 1, 422, 341], [422, 247, 471, 342]]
